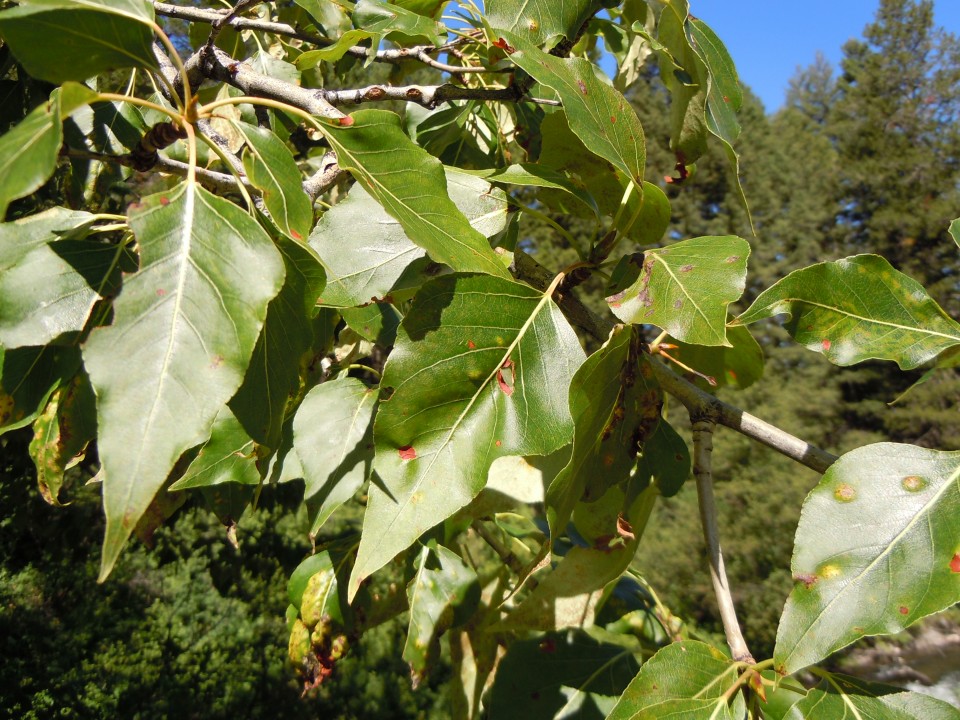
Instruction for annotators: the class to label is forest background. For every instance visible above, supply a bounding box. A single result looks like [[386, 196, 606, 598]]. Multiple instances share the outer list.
[[1, 0, 958, 717]]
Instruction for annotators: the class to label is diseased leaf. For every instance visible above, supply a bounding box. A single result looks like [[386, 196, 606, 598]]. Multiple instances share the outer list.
[[312, 169, 508, 308], [485, 630, 639, 720], [546, 327, 662, 537], [0, 216, 127, 348], [0, 95, 63, 218], [318, 110, 511, 280], [486, 0, 602, 45], [293, 378, 377, 535], [404, 543, 477, 685], [349, 273, 585, 598], [500, 31, 645, 186], [229, 237, 325, 450], [0, 346, 81, 435], [775, 443, 960, 675], [607, 640, 747, 720], [234, 120, 314, 242], [607, 236, 750, 346], [0, 0, 157, 84], [29, 369, 97, 505], [735, 255, 960, 370], [84, 181, 284, 580], [169, 406, 261, 490]]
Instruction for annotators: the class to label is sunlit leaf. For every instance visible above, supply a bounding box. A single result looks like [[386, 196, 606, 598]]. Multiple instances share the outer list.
[[486, 630, 639, 720], [607, 640, 747, 719], [349, 273, 585, 598], [486, 0, 602, 45], [83, 181, 284, 580], [404, 543, 477, 685], [234, 120, 314, 243], [354, 0, 444, 45], [319, 110, 511, 280], [735, 255, 960, 370], [295, 28, 375, 68], [0, 0, 158, 84], [775, 443, 960, 675], [0, 214, 127, 349], [293, 377, 377, 535], [949, 218, 959, 249], [607, 236, 750, 346], [499, 31, 645, 187], [169, 406, 261, 490], [312, 169, 508, 308]]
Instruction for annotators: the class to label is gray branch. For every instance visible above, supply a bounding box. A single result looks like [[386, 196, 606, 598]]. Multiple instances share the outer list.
[[319, 82, 524, 109], [692, 419, 754, 664]]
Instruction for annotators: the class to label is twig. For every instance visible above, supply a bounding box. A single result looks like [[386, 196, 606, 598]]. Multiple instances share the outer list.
[[509, 249, 838, 475], [319, 81, 525, 110], [692, 419, 754, 664]]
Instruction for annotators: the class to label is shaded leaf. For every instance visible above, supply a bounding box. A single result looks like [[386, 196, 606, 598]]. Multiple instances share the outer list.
[[29, 369, 97, 505], [950, 218, 959, 250], [349, 273, 585, 598], [0, 345, 80, 435], [319, 110, 510, 279], [546, 327, 661, 537], [632, 417, 690, 498], [485, 629, 639, 720], [234, 120, 314, 242], [0, 0, 157, 84], [735, 255, 960, 370], [607, 640, 746, 719], [404, 543, 478, 684], [84, 181, 284, 580], [0, 94, 63, 218], [465, 163, 600, 219], [312, 169, 508, 308], [293, 378, 377, 536], [169, 406, 261, 490], [500, 31, 645, 186], [667, 322, 764, 391], [607, 236, 750, 346], [229, 236, 326, 449], [775, 443, 960, 675]]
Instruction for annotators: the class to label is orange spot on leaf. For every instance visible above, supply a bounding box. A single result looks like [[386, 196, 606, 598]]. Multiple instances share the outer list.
[[159, 196, 170, 206], [822, 339, 831, 351], [951, 553, 960, 573], [398, 446, 416, 460], [495, 440, 501, 447], [899, 606, 909, 615], [290, 229, 302, 240], [467, 340, 476, 349], [338, 115, 354, 127], [610, 115, 616, 124]]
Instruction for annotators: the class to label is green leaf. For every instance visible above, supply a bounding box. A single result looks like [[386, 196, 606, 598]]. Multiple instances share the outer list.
[[312, 169, 508, 308], [0, 214, 127, 348], [292, 378, 377, 535], [485, 629, 639, 720], [0, 345, 81, 435], [0, 0, 157, 84], [0, 95, 63, 218], [774, 443, 960, 675], [607, 640, 747, 719], [318, 110, 511, 280], [499, 31, 645, 186], [29, 369, 96, 505], [464, 163, 601, 219], [229, 237, 326, 450], [606, 236, 751, 346], [403, 543, 477, 684], [667, 323, 764, 391], [169, 407, 261, 490], [950, 218, 959, 250], [766, 674, 960, 720], [234, 120, 314, 242], [295, 28, 374, 68], [392, 0, 447, 18], [486, 0, 602, 45], [353, 0, 443, 45], [83, 181, 284, 580], [546, 327, 662, 537], [349, 273, 585, 598], [734, 255, 960, 370], [632, 418, 690, 498]]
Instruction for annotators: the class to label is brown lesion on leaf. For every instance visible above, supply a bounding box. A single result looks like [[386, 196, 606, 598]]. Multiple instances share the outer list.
[[793, 572, 818, 589], [496, 358, 515, 396]]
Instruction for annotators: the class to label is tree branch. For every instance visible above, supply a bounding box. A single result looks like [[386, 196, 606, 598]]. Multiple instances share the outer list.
[[692, 420, 754, 664], [318, 82, 525, 110], [509, 249, 838, 475]]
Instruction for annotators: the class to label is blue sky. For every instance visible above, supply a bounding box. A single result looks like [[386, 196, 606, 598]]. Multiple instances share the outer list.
[[681, 1, 960, 112]]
